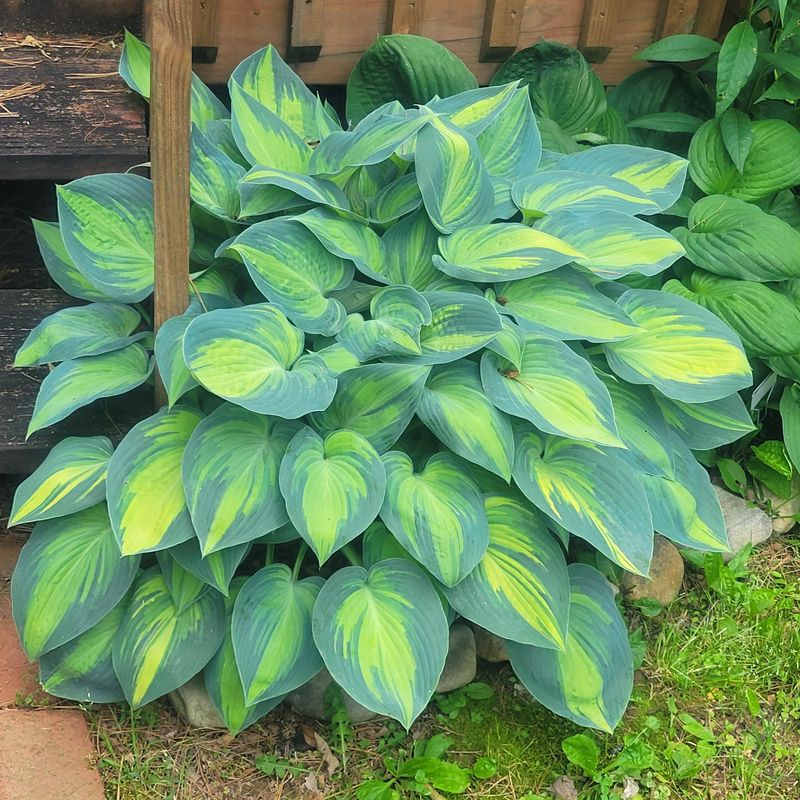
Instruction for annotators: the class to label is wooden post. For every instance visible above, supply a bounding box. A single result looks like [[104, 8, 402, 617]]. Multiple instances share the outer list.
[[480, 0, 523, 62], [578, 0, 621, 63], [149, 0, 192, 406], [655, 0, 701, 39], [192, 0, 220, 63], [387, 0, 425, 34], [287, 0, 324, 62]]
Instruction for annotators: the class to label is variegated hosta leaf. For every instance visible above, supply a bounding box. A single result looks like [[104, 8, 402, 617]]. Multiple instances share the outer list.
[[603, 289, 752, 403], [190, 124, 245, 221], [557, 145, 688, 211], [481, 335, 623, 447], [205, 119, 248, 167], [112, 566, 226, 707], [27, 343, 153, 436], [309, 363, 430, 453], [536, 209, 685, 279], [154, 314, 198, 408], [170, 536, 250, 596], [512, 171, 659, 218], [315, 343, 363, 376], [362, 519, 415, 567], [379, 451, 489, 586], [508, 564, 633, 732], [417, 361, 515, 480], [494, 268, 641, 342], [312, 559, 449, 728], [512, 426, 653, 575], [10, 436, 112, 527], [15, 303, 143, 366], [415, 114, 495, 233], [433, 223, 581, 282], [442, 493, 569, 648], [12, 504, 139, 659], [656, 392, 755, 450], [238, 166, 349, 218], [225, 219, 352, 335], [279, 427, 386, 564], [381, 207, 440, 290], [427, 82, 519, 136], [232, 564, 323, 704], [57, 173, 155, 302], [156, 551, 212, 614], [183, 403, 300, 553], [183, 305, 337, 417], [205, 579, 285, 735], [32, 219, 113, 302], [484, 317, 526, 371], [337, 286, 432, 361], [371, 173, 423, 224], [107, 406, 203, 555]]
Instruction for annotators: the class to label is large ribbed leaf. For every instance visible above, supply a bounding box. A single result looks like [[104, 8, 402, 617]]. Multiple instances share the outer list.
[[512, 426, 653, 575], [183, 403, 300, 553], [715, 21, 758, 116], [57, 173, 155, 302], [190, 124, 245, 221], [154, 315, 198, 408], [107, 406, 203, 555], [112, 566, 225, 707], [169, 536, 250, 596], [381, 207, 440, 290], [656, 392, 755, 450], [10, 436, 112, 526], [603, 289, 751, 403], [232, 564, 323, 704], [508, 564, 633, 732], [481, 334, 622, 447], [312, 559, 449, 727], [379, 451, 489, 586], [183, 305, 336, 417], [426, 82, 518, 137], [238, 166, 349, 218], [12, 504, 139, 659], [371, 173, 423, 223], [279, 427, 386, 564], [780, 385, 800, 474], [442, 493, 569, 648], [156, 551, 212, 614]]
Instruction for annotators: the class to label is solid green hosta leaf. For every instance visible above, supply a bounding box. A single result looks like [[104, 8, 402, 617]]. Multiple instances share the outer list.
[[183, 305, 336, 417], [673, 195, 800, 281], [536, 209, 684, 278], [15, 303, 143, 366], [381, 207, 440, 290], [238, 166, 349, 218], [312, 559, 449, 727], [426, 82, 518, 137], [154, 315, 198, 408], [508, 564, 633, 732], [491, 41, 605, 136], [345, 34, 478, 125], [656, 392, 755, 450], [190, 125, 245, 221], [513, 426, 652, 575], [32, 219, 113, 302], [229, 81, 312, 171], [226, 219, 352, 335], [626, 112, 703, 134], [183, 403, 299, 553], [557, 145, 688, 212], [309, 363, 430, 453], [415, 114, 494, 233], [715, 21, 758, 116], [494, 268, 641, 342], [205, 579, 284, 735], [481, 335, 622, 447], [603, 289, 751, 403], [380, 451, 489, 586], [665, 272, 800, 357], [780, 385, 800, 474], [512, 171, 659, 217], [112, 566, 225, 707], [417, 361, 514, 480], [170, 536, 250, 596], [57, 173, 155, 302], [433, 223, 581, 282], [689, 119, 800, 201], [337, 286, 432, 361], [442, 493, 569, 649], [38, 597, 127, 703], [107, 406, 202, 555], [10, 436, 112, 526], [636, 33, 721, 62], [12, 504, 139, 659], [232, 564, 323, 704], [279, 427, 386, 564], [371, 173, 423, 223], [719, 109, 752, 174], [27, 343, 153, 436]]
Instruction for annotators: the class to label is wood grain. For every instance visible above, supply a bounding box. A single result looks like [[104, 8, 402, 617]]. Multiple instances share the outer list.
[[193, 0, 221, 62], [387, 0, 425, 34], [578, 0, 621, 63], [655, 0, 701, 38], [692, 0, 727, 37], [480, 0, 523, 62], [287, 0, 324, 62]]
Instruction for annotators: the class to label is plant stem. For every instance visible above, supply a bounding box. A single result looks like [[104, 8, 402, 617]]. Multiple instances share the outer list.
[[292, 543, 309, 580], [189, 278, 208, 313], [265, 543, 275, 567], [341, 543, 363, 567]]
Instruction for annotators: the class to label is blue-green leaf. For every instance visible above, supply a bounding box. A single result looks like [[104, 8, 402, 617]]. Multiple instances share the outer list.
[[154, 314, 198, 408]]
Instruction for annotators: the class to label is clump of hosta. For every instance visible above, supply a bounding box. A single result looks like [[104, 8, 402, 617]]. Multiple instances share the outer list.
[[9, 35, 755, 735]]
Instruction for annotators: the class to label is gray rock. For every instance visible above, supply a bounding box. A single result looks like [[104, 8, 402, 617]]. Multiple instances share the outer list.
[[621, 535, 684, 606], [474, 626, 509, 663], [436, 625, 476, 693], [761, 481, 800, 535], [714, 485, 772, 561], [286, 668, 377, 723], [169, 673, 226, 729], [548, 775, 578, 800]]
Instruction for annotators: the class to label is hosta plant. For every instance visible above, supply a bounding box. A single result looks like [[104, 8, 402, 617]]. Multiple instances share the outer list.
[[10, 35, 755, 735]]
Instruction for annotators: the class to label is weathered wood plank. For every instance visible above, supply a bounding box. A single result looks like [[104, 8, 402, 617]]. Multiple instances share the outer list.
[[693, 0, 727, 37], [287, 0, 325, 62], [578, 0, 621, 63], [480, 0, 524, 62], [655, 0, 701, 38], [193, 0, 220, 63], [387, 0, 425, 34]]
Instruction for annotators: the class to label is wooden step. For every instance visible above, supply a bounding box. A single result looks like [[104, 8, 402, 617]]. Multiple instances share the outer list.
[[0, 34, 148, 180], [0, 288, 149, 474]]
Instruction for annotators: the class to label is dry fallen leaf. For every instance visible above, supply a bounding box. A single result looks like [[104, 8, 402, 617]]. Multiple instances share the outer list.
[[313, 731, 340, 776], [621, 776, 640, 799], [548, 775, 578, 800]]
